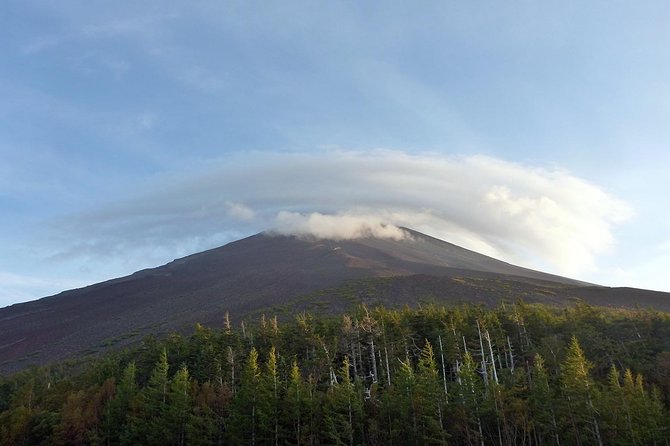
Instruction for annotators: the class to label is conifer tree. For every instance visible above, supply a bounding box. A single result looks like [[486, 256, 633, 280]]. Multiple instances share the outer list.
[[416, 340, 448, 444], [258, 346, 281, 446], [395, 355, 419, 444], [230, 347, 261, 444], [102, 361, 137, 445], [600, 364, 631, 445], [621, 368, 666, 444], [528, 354, 559, 445], [187, 324, 219, 383], [560, 336, 602, 446], [324, 356, 363, 446], [187, 379, 232, 446], [148, 348, 170, 406], [283, 358, 310, 445], [129, 347, 171, 445], [168, 364, 191, 446], [455, 349, 485, 446]]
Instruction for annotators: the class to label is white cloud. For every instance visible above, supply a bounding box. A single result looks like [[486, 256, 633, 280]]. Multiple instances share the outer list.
[[54, 149, 631, 278], [273, 211, 410, 240], [226, 201, 255, 221]]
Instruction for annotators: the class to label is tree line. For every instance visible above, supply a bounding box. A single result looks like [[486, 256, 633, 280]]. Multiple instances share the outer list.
[[2, 301, 670, 445]]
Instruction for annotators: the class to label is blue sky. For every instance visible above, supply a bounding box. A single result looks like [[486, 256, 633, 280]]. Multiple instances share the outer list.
[[2, 1, 669, 307]]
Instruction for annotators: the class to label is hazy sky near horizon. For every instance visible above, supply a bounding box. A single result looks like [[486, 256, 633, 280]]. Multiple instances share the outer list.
[[2, 1, 669, 307]]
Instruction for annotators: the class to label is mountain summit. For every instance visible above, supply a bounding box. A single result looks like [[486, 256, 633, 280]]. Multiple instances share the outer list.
[[1, 228, 668, 373]]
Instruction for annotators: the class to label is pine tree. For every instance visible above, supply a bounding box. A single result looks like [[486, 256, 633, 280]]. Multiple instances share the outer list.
[[323, 356, 363, 446], [229, 347, 261, 444], [528, 354, 559, 445], [258, 346, 281, 446], [416, 340, 448, 444], [187, 379, 232, 446], [395, 355, 419, 444], [168, 364, 191, 446], [455, 350, 485, 446], [187, 324, 219, 383], [560, 336, 602, 446], [102, 361, 137, 445], [621, 368, 667, 444], [130, 348, 171, 445], [283, 358, 310, 445], [599, 364, 631, 445]]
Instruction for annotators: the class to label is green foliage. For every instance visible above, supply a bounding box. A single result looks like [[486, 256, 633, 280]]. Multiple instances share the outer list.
[[3, 302, 670, 445], [559, 336, 603, 445], [323, 356, 363, 445]]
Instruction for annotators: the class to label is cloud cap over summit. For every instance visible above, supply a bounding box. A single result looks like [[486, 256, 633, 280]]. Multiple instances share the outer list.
[[53, 150, 630, 280]]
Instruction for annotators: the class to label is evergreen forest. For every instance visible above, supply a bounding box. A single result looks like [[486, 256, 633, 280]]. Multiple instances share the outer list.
[[3, 301, 670, 445]]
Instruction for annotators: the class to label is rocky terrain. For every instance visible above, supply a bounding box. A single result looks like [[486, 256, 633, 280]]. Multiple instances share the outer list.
[[2, 228, 669, 374]]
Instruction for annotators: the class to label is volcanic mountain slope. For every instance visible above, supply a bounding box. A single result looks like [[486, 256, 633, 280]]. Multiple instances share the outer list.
[[1, 228, 669, 374]]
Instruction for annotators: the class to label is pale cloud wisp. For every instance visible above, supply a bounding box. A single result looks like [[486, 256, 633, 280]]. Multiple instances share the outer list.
[[52, 150, 630, 280]]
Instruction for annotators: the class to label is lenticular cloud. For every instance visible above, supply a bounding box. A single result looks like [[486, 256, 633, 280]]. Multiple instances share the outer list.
[[59, 149, 631, 277]]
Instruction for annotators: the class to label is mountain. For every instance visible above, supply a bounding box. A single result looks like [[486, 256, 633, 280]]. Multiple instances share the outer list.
[[1, 228, 669, 374]]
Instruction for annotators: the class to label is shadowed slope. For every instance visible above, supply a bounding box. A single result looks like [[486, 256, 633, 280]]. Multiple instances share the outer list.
[[0, 229, 667, 374]]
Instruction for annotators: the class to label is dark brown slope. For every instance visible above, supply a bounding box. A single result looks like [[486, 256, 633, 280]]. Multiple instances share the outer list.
[[356, 228, 589, 285], [1, 229, 668, 374]]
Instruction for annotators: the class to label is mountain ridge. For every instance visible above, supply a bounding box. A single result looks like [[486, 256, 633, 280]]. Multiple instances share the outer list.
[[0, 228, 667, 374]]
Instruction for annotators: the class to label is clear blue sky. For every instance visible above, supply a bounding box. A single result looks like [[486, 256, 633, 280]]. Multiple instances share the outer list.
[[2, 1, 669, 306]]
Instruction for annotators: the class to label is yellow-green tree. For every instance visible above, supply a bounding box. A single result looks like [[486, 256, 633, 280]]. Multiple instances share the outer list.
[[560, 336, 602, 446]]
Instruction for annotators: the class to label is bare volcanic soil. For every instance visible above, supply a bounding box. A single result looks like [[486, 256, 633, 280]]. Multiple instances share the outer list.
[[1, 229, 669, 374]]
